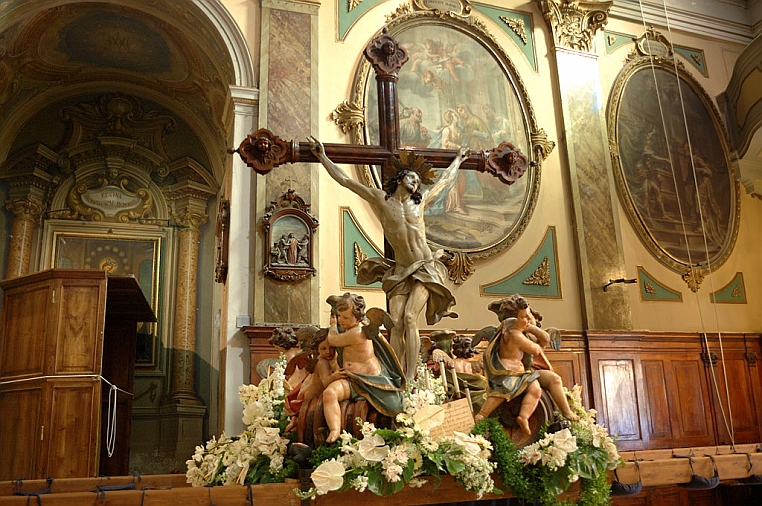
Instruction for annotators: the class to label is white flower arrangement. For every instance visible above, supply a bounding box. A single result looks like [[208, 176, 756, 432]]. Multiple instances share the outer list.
[[186, 356, 295, 487], [481, 384, 622, 505], [301, 379, 497, 500], [186, 356, 618, 506]]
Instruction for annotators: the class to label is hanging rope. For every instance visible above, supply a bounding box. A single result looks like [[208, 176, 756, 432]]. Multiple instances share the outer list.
[[635, 0, 736, 447]]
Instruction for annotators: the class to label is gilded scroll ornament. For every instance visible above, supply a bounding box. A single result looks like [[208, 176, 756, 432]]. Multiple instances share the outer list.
[[523, 257, 550, 286], [348, 0, 363, 11], [531, 128, 556, 161], [537, 0, 612, 53], [682, 266, 707, 293], [441, 250, 475, 285], [412, 0, 472, 17], [353, 241, 368, 275], [500, 16, 527, 44], [332, 100, 365, 134]]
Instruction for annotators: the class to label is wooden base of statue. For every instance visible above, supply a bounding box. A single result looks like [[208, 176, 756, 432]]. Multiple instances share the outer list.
[[295, 397, 394, 447], [494, 390, 556, 448]]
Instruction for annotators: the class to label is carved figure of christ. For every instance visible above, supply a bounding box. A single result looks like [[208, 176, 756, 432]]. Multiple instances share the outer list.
[[236, 33, 530, 380]]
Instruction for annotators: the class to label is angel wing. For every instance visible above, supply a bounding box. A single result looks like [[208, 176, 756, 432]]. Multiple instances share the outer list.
[[471, 325, 498, 347], [431, 348, 454, 369], [363, 307, 394, 342], [547, 327, 562, 351]]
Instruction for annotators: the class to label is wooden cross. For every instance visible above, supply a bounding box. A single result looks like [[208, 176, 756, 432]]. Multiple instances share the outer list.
[[236, 33, 529, 187]]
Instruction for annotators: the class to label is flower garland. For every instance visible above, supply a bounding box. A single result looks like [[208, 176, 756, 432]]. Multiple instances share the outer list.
[[187, 360, 619, 505], [473, 385, 622, 506], [299, 362, 497, 499]]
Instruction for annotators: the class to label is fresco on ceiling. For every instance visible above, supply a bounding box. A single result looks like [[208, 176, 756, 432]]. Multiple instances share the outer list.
[[58, 11, 175, 75]]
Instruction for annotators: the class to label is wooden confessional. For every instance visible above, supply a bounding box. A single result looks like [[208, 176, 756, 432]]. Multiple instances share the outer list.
[[0, 269, 156, 480]]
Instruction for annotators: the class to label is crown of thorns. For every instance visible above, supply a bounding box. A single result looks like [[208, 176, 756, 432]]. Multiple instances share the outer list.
[[384, 150, 437, 186]]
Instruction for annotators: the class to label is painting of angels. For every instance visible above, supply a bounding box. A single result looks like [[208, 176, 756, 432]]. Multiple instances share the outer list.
[[365, 22, 534, 254]]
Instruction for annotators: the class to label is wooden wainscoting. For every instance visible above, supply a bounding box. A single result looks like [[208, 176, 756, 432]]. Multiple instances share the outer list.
[[588, 332, 762, 451]]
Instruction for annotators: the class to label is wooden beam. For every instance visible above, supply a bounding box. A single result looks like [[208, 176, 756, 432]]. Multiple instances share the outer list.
[[614, 444, 762, 487]]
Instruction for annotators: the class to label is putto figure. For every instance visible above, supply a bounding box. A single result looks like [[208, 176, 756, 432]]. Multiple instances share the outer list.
[[309, 137, 469, 380]]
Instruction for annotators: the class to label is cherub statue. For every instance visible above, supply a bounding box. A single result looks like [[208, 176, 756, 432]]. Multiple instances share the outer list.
[[474, 317, 543, 435], [322, 293, 406, 443], [450, 334, 487, 414], [285, 328, 342, 432], [475, 295, 578, 434]]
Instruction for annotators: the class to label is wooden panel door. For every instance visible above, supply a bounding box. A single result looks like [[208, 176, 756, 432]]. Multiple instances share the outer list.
[[670, 357, 714, 447], [53, 279, 106, 375], [594, 356, 645, 450], [0, 382, 44, 480], [641, 359, 676, 448], [0, 284, 51, 380], [45, 379, 101, 479]]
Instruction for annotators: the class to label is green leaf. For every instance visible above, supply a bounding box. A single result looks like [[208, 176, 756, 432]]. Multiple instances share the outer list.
[[444, 456, 466, 475], [366, 469, 385, 496], [403, 459, 414, 482]]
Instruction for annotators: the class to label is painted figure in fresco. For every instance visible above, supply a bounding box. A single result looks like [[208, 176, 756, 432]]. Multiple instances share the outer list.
[[483, 104, 512, 143], [400, 107, 431, 148], [321, 293, 405, 443], [427, 109, 463, 215], [308, 136, 469, 381]]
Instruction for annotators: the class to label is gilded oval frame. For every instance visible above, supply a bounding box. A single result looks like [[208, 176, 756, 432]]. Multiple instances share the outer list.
[[345, 10, 544, 263], [607, 50, 740, 277]]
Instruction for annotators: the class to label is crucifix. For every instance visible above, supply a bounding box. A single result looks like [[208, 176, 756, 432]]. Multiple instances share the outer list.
[[236, 32, 529, 188], [236, 33, 530, 380]]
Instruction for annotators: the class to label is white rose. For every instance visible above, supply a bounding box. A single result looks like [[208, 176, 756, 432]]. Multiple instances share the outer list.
[[551, 428, 578, 453]]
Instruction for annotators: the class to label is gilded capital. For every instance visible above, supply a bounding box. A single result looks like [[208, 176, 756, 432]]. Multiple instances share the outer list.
[[537, 0, 612, 53], [172, 208, 208, 230], [5, 198, 44, 220]]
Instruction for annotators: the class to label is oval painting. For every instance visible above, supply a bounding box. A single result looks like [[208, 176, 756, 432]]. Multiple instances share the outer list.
[[611, 63, 738, 270], [363, 17, 537, 257]]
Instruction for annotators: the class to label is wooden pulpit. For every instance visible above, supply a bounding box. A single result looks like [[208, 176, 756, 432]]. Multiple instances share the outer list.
[[0, 269, 156, 480]]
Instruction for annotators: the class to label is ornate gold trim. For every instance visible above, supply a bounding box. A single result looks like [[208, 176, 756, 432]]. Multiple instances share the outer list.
[[523, 257, 550, 286], [500, 16, 527, 45], [353, 242, 368, 275], [537, 0, 612, 53], [441, 250, 475, 285], [340, 206, 384, 292]]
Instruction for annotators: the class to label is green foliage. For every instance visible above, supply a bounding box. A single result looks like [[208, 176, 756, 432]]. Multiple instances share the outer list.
[[472, 417, 614, 506], [309, 440, 343, 467]]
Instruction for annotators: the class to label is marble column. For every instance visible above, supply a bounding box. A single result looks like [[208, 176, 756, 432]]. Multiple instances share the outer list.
[[5, 198, 44, 278], [537, 0, 633, 330], [169, 209, 207, 403], [161, 181, 213, 463]]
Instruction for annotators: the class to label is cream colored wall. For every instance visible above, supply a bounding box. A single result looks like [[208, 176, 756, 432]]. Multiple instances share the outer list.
[[601, 17, 762, 332], [217, 0, 762, 360]]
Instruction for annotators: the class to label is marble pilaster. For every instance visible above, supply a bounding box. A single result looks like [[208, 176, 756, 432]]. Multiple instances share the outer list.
[[537, 0, 633, 330], [257, 0, 319, 325]]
